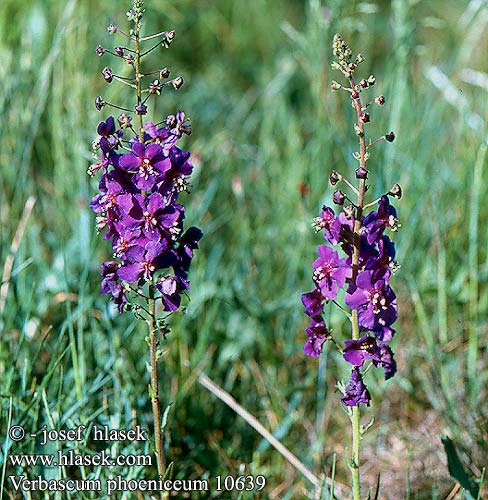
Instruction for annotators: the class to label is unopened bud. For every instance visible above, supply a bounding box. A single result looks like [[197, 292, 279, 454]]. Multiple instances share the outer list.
[[367, 75, 376, 86], [330, 80, 341, 91], [389, 183, 402, 199], [114, 46, 124, 57], [135, 103, 147, 115], [102, 67, 113, 83], [344, 204, 355, 218], [171, 76, 184, 90], [351, 90, 359, 99], [96, 44, 106, 56], [376, 95, 385, 105], [360, 79, 368, 88], [124, 54, 135, 65], [329, 170, 341, 185], [149, 80, 163, 94], [159, 67, 170, 79], [95, 96, 105, 111], [118, 113, 132, 128], [355, 167, 368, 179], [385, 131, 395, 142], [361, 113, 370, 123], [333, 190, 345, 205], [162, 30, 175, 48], [107, 23, 118, 34]]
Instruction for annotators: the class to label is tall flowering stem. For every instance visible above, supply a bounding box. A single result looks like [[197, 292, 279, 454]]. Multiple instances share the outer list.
[[301, 35, 401, 499], [89, 0, 201, 483]]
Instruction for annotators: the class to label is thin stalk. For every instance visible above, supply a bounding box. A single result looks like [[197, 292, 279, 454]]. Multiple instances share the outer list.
[[149, 280, 165, 479], [134, 5, 165, 483], [348, 73, 368, 500]]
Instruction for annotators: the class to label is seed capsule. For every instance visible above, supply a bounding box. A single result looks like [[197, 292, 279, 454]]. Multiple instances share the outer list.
[[385, 131, 395, 142]]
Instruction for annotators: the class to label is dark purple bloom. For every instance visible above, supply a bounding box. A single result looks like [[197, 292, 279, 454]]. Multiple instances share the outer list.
[[174, 226, 203, 272], [363, 196, 399, 244], [312, 245, 351, 300], [117, 241, 173, 283], [341, 368, 371, 407], [304, 316, 329, 357], [100, 261, 127, 313], [343, 335, 380, 367], [156, 275, 189, 312], [119, 142, 170, 190], [345, 270, 397, 333], [373, 342, 397, 380], [301, 288, 324, 317]]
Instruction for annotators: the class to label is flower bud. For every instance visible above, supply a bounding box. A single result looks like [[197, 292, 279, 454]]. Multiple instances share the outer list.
[[118, 113, 132, 128], [333, 190, 345, 205], [114, 46, 124, 57], [329, 170, 341, 185], [376, 95, 385, 105], [135, 103, 147, 115], [361, 113, 370, 123], [360, 79, 368, 88], [367, 75, 376, 86], [349, 63, 356, 71], [159, 67, 170, 79], [355, 167, 368, 179], [385, 131, 395, 142], [162, 30, 175, 48], [330, 80, 341, 91], [102, 67, 113, 83], [96, 44, 106, 56], [351, 90, 359, 99], [389, 183, 402, 199], [124, 54, 135, 65], [107, 23, 118, 34], [149, 80, 163, 94], [95, 96, 105, 110], [355, 53, 365, 64], [343, 204, 355, 218], [171, 76, 184, 90]]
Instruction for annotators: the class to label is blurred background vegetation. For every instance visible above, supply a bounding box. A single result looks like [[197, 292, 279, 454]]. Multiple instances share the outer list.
[[1, 0, 488, 498]]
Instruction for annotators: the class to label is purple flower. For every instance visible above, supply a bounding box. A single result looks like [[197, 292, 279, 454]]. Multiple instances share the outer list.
[[301, 288, 324, 317], [174, 226, 203, 273], [345, 270, 397, 333], [312, 245, 351, 300], [156, 275, 189, 312], [373, 342, 397, 380], [341, 368, 371, 407], [119, 142, 171, 190], [313, 207, 340, 244], [363, 196, 399, 244], [304, 316, 330, 357], [117, 241, 173, 283], [100, 261, 127, 313], [343, 335, 380, 367]]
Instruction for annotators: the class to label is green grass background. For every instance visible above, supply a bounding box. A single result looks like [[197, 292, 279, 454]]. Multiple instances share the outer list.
[[1, 0, 487, 498]]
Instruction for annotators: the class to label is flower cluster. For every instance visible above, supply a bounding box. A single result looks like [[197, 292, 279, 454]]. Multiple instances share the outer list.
[[301, 34, 400, 407], [90, 7, 201, 314]]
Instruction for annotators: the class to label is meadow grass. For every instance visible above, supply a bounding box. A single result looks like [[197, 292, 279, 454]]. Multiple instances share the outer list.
[[1, 0, 487, 498]]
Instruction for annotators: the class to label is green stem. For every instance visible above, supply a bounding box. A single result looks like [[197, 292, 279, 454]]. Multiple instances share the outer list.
[[149, 280, 165, 480], [348, 73, 368, 500]]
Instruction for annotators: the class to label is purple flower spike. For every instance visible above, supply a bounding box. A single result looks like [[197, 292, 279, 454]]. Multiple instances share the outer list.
[[341, 368, 371, 407], [312, 245, 351, 300], [304, 316, 330, 357], [343, 335, 380, 367]]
